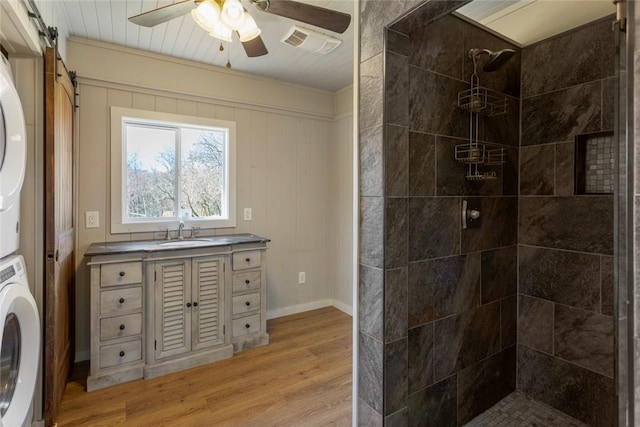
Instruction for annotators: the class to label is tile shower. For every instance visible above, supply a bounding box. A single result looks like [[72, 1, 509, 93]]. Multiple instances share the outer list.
[[358, 0, 618, 426]]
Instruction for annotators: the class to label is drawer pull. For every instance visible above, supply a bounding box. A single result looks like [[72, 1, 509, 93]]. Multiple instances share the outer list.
[[186, 302, 192, 308], [245, 301, 251, 306], [245, 257, 251, 263], [119, 324, 125, 330], [119, 271, 125, 277], [119, 351, 125, 357], [193, 302, 199, 307], [245, 323, 250, 329], [119, 298, 125, 304], [245, 279, 250, 284]]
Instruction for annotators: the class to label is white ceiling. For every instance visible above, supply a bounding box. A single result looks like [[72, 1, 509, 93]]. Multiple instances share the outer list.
[[43, 1, 615, 93], [456, 0, 615, 46], [55, 0, 355, 92]]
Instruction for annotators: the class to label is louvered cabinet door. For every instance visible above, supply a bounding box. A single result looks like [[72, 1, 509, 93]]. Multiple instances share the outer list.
[[191, 257, 225, 351], [155, 260, 191, 359]]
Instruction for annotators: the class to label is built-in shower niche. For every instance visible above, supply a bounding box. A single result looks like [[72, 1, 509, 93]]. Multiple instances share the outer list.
[[574, 131, 615, 195]]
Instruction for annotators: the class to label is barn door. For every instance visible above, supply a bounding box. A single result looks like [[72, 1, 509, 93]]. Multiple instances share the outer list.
[[44, 47, 75, 427]]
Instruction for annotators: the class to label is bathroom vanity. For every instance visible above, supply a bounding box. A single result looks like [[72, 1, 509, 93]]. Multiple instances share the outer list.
[[84, 234, 270, 391]]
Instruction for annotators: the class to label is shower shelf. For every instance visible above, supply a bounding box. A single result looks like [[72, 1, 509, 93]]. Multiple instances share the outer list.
[[455, 142, 506, 166], [457, 86, 508, 116], [466, 170, 498, 181]]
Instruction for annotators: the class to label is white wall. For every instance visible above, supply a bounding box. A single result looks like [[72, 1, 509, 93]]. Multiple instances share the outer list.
[[69, 38, 354, 359]]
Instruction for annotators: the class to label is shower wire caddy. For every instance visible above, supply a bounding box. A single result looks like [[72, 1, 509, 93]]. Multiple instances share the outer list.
[[457, 86, 508, 116], [455, 142, 506, 165], [455, 49, 508, 181]]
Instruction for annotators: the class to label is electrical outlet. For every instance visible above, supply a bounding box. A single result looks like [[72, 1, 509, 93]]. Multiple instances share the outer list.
[[86, 211, 99, 228], [298, 272, 306, 284], [244, 208, 252, 221]]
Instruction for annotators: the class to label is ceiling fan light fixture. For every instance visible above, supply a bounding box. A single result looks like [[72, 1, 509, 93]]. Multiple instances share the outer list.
[[221, 0, 246, 30], [191, 0, 221, 32], [238, 14, 261, 42], [209, 20, 233, 42]]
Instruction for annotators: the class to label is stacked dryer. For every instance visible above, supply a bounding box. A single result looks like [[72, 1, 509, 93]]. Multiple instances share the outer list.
[[0, 53, 41, 427]]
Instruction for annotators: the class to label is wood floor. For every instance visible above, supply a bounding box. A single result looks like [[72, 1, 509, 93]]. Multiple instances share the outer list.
[[56, 307, 352, 426]]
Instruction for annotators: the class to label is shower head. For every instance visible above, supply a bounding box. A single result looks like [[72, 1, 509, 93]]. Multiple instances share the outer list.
[[468, 48, 516, 72], [483, 49, 516, 72]]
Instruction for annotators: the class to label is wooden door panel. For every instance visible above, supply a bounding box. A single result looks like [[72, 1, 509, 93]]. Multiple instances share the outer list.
[[191, 257, 224, 351], [44, 47, 75, 427], [155, 260, 191, 360]]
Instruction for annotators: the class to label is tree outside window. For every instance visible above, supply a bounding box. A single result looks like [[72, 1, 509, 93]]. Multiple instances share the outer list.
[[125, 123, 228, 222]]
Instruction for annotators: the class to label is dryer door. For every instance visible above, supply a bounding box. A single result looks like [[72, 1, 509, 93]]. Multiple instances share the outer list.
[[0, 58, 27, 214], [0, 283, 40, 427]]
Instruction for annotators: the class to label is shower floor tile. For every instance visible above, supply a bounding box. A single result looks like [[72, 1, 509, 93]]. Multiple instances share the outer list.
[[463, 391, 589, 427]]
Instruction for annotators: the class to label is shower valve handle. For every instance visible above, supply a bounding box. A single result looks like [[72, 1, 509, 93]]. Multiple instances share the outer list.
[[462, 200, 481, 230]]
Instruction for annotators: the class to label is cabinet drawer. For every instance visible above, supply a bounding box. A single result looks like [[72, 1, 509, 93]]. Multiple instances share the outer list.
[[232, 271, 261, 293], [100, 287, 142, 315], [100, 262, 142, 287], [100, 313, 142, 341], [232, 293, 261, 315], [232, 251, 261, 271], [232, 314, 261, 337], [99, 339, 142, 369]]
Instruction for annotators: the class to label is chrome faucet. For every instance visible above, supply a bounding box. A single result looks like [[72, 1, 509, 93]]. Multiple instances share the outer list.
[[178, 221, 185, 240]]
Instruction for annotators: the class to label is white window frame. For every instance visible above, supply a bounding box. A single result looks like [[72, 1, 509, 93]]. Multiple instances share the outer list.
[[110, 107, 236, 234]]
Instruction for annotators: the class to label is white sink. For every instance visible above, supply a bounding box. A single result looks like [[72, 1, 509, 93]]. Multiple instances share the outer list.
[[157, 239, 212, 248]]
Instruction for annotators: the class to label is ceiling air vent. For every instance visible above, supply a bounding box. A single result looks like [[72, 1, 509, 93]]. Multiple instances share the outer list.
[[281, 25, 342, 55]]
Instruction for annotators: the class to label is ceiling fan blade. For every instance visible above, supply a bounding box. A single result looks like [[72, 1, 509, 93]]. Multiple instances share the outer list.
[[241, 35, 269, 57], [257, 0, 351, 34], [129, 0, 196, 27]]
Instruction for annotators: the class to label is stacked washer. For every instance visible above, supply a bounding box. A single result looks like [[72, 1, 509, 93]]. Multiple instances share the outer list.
[[0, 53, 40, 427]]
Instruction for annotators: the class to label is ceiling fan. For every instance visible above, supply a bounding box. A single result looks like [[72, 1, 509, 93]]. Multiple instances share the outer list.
[[128, 0, 351, 58]]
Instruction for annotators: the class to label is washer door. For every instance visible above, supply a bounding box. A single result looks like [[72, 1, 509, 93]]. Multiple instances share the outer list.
[[0, 59, 27, 214], [0, 283, 39, 427]]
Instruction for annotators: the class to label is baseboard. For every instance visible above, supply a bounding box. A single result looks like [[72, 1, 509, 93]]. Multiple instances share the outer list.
[[75, 350, 90, 362], [331, 299, 353, 316], [267, 299, 353, 319], [266, 299, 333, 319]]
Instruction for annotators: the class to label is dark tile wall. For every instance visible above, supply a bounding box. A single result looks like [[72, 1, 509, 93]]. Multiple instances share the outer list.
[[358, 0, 454, 422], [382, 9, 520, 425], [360, 3, 620, 426], [518, 345, 615, 426], [517, 18, 616, 427]]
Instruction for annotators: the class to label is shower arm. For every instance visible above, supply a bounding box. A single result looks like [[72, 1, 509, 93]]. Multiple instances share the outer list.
[[468, 48, 493, 59]]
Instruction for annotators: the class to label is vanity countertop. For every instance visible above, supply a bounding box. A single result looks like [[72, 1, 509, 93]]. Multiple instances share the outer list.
[[85, 233, 270, 257]]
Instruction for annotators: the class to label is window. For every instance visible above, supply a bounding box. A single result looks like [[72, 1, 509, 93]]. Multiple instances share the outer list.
[[111, 107, 236, 233]]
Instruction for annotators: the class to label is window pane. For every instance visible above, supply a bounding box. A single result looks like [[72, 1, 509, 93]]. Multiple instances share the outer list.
[[180, 127, 226, 218], [125, 124, 177, 220]]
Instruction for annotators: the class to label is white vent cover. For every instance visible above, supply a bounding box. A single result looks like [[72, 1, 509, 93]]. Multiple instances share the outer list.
[[281, 25, 342, 55]]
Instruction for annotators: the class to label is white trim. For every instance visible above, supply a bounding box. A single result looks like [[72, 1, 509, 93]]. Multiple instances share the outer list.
[[331, 299, 353, 316], [110, 106, 237, 234], [334, 111, 354, 122], [76, 77, 335, 122], [352, 1, 360, 425], [266, 299, 333, 320], [266, 300, 353, 320], [335, 84, 354, 96]]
